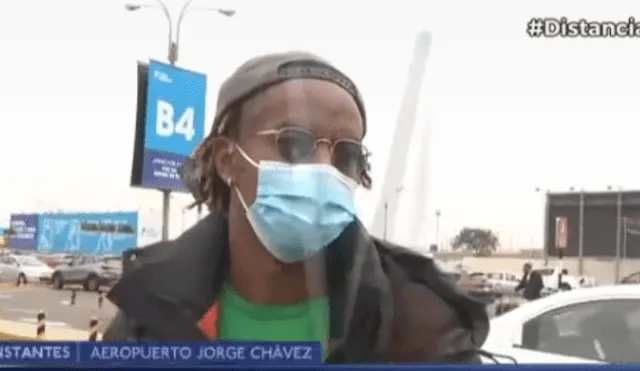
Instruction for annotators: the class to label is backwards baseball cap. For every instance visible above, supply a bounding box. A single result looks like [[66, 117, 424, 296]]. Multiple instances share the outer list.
[[211, 51, 367, 136], [180, 51, 367, 204]]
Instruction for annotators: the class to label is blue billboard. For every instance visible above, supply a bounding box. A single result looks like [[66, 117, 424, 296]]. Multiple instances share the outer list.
[[36, 212, 138, 255], [9, 214, 39, 251], [138, 60, 207, 192]]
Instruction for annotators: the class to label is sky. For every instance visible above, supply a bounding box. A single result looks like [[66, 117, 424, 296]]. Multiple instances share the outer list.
[[2, 0, 640, 252]]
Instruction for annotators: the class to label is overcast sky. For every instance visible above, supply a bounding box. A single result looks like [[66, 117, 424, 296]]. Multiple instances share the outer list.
[[2, 0, 640, 252]]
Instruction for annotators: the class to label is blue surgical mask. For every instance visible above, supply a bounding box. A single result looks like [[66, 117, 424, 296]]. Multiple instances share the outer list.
[[233, 145, 357, 263]]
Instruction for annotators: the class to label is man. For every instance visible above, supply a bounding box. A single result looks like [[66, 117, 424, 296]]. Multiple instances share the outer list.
[[515, 263, 543, 300], [104, 52, 489, 363]]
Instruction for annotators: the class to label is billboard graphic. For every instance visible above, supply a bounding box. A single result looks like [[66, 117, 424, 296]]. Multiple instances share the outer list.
[[131, 60, 207, 192], [9, 214, 39, 250], [36, 212, 138, 255]]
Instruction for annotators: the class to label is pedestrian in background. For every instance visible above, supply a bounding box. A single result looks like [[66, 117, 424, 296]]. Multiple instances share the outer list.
[[515, 262, 543, 300]]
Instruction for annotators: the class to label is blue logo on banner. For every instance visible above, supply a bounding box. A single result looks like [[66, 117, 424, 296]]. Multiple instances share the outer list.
[[9, 214, 39, 250], [142, 60, 207, 191]]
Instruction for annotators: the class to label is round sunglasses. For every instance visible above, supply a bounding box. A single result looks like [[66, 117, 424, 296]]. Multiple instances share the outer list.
[[255, 127, 370, 179]]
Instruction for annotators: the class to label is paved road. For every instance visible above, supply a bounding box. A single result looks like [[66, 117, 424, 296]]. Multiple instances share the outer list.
[[0, 285, 117, 333]]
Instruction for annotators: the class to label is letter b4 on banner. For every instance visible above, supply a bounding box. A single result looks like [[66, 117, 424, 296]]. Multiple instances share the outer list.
[[130, 60, 207, 192]]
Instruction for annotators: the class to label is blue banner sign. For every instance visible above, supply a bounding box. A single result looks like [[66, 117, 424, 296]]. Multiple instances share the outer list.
[[8, 214, 39, 250], [36, 212, 138, 255], [0, 341, 322, 367], [138, 60, 207, 192]]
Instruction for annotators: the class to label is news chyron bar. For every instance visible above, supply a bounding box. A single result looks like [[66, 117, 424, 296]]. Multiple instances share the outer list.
[[0, 341, 320, 367], [0, 342, 635, 370]]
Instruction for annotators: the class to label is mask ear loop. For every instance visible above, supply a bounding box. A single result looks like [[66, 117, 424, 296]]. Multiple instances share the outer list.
[[228, 144, 256, 212], [230, 178, 250, 212], [235, 144, 259, 168]]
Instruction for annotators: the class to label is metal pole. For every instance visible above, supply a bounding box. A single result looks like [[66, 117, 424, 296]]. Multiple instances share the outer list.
[[126, 0, 234, 241], [197, 204, 203, 220], [146, 0, 174, 242], [543, 191, 550, 266], [614, 190, 622, 283], [435, 211, 440, 249], [174, 0, 197, 63], [383, 202, 389, 240], [623, 219, 628, 260], [578, 191, 585, 275]]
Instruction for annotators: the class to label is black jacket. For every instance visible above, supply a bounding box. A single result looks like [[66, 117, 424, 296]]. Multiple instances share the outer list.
[[515, 271, 543, 300], [104, 213, 489, 363]]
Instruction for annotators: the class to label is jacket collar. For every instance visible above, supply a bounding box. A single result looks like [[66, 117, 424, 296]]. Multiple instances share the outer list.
[[109, 212, 389, 359]]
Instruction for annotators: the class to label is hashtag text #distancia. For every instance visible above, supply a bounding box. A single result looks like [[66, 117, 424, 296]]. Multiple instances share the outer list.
[[528, 17, 640, 38]]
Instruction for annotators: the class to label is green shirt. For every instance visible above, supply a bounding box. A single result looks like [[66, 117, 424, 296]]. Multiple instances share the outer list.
[[218, 283, 329, 358]]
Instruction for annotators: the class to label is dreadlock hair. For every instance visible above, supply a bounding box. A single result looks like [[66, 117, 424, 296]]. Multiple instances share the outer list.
[[193, 95, 373, 215]]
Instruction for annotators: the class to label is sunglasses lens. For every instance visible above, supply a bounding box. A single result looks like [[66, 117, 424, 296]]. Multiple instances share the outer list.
[[332, 141, 368, 178], [276, 128, 316, 163]]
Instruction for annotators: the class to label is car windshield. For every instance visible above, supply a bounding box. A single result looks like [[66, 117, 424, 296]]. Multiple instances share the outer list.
[[15, 256, 46, 267]]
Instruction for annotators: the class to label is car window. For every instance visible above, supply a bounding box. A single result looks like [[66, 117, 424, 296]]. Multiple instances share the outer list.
[[487, 273, 503, 280], [507, 274, 518, 281], [521, 299, 640, 363]]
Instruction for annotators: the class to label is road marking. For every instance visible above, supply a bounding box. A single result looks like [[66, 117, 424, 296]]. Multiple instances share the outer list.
[[0, 306, 39, 315], [18, 318, 69, 328]]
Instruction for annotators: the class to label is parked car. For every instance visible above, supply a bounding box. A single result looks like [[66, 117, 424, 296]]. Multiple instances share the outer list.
[[621, 271, 640, 284], [531, 266, 592, 291], [464, 272, 494, 292], [51, 255, 122, 291], [483, 271, 521, 294], [0, 255, 53, 284], [482, 284, 640, 363], [39, 253, 75, 268]]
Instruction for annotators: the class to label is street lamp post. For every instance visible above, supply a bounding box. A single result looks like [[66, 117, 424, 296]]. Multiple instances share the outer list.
[[383, 186, 404, 240], [535, 187, 551, 266], [607, 185, 623, 282], [435, 209, 441, 249], [125, 0, 235, 241], [569, 186, 585, 275]]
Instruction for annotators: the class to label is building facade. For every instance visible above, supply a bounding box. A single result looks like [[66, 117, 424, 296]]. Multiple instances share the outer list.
[[545, 191, 640, 259]]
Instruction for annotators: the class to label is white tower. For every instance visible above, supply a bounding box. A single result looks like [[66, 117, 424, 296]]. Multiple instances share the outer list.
[[371, 31, 433, 245]]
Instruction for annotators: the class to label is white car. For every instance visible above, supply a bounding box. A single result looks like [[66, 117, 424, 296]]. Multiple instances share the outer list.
[[0, 255, 54, 284], [483, 271, 521, 294], [532, 266, 591, 290], [482, 284, 640, 364]]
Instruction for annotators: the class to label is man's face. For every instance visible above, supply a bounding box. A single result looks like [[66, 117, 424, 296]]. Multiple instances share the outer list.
[[524, 264, 531, 274], [220, 79, 364, 217]]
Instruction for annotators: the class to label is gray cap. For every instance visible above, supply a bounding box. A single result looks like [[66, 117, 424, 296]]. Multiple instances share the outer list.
[[211, 51, 367, 136], [179, 51, 367, 204]]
